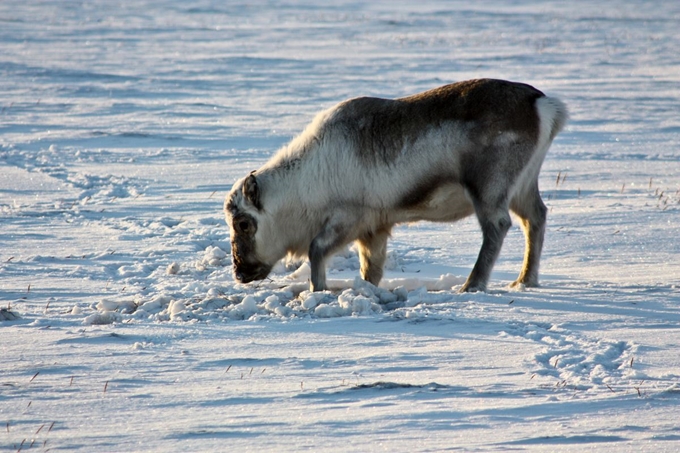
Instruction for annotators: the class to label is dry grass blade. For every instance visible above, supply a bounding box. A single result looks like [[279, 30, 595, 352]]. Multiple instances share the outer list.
[[633, 380, 644, 397]]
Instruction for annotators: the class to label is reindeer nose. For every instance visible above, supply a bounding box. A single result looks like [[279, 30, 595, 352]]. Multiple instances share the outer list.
[[235, 271, 244, 282]]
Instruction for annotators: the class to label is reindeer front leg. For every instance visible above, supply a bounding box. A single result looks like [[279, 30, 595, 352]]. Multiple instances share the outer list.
[[308, 240, 329, 292], [308, 213, 357, 292], [357, 227, 391, 286]]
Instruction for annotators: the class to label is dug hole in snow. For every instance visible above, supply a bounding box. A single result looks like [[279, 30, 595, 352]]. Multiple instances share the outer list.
[[86, 239, 470, 324]]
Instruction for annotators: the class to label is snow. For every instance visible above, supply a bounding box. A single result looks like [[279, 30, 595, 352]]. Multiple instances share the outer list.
[[1, 0, 680, 451]]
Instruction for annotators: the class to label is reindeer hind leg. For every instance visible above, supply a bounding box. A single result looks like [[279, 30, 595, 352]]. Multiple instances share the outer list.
[[510, 183, 547, 288], [460, 196, 512, 293]]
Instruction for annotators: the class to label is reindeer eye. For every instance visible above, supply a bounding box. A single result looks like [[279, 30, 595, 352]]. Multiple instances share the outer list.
[[234, 216, 256, 235]]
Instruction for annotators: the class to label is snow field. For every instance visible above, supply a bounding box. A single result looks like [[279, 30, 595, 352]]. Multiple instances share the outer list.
[[2, 0, 680, 451]]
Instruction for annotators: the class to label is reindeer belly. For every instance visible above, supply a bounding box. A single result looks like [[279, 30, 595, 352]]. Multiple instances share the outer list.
[[399, 182, 475, 223]]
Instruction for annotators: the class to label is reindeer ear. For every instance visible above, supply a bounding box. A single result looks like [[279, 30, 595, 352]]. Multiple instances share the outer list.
[[243, 172, 262, 210]]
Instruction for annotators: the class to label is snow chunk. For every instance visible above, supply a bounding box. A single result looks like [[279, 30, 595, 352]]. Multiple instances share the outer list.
[[166, 262, 180, 274], [83, 312, 121, 325], [342, 293, 374, 315], [263, 295, 281, 311], [138, 295, 171, 314], [97, 298, 137, 314], [314, 304, 347, 318], [300, 291, 320, 310], [169, 300, 186, 316], [198, 245, 229, 269], [406, 287, 429, 307], [433, 273, 467, 290], [229, 295, 259, 319]]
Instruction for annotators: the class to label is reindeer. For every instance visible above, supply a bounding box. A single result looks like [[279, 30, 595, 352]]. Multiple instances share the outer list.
[[225, 79, 567, 292]]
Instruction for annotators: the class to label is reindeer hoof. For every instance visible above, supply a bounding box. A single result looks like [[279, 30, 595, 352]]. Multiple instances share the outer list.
[[510, 279, 539, 289], [459, 282, 485, 293]]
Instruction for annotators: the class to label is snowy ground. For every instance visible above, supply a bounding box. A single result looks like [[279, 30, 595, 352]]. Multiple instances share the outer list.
[[2, 0, 680, 451]]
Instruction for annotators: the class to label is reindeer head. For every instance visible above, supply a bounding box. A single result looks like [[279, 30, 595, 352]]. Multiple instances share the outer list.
[[224, 172, 277, 284]]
